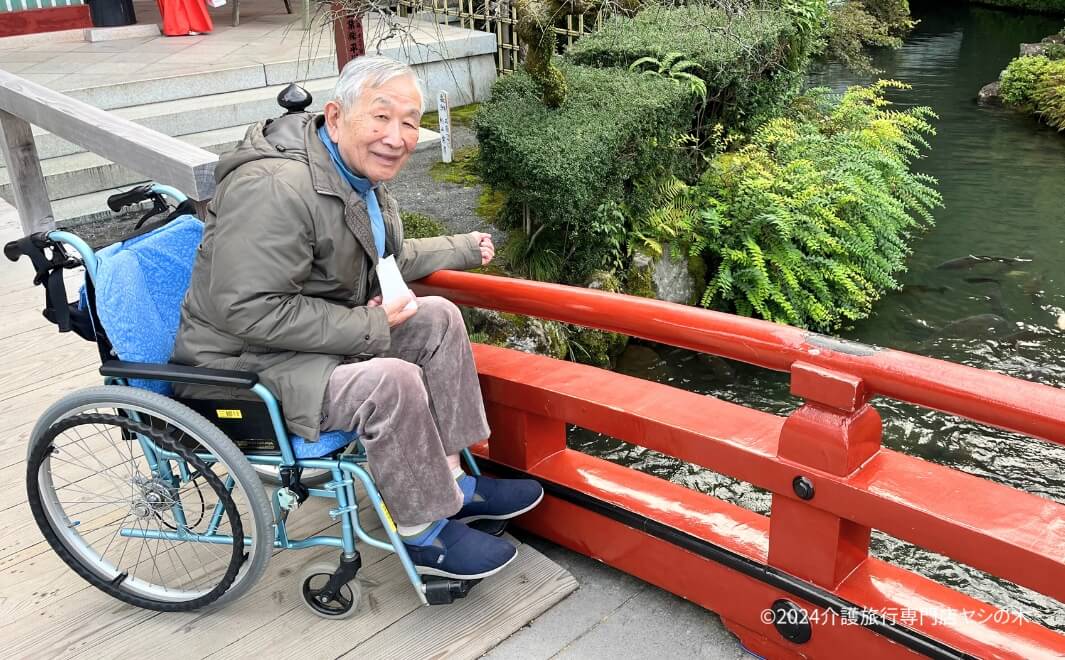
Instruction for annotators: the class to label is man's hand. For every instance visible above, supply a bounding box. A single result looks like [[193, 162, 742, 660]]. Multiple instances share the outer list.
[[369, 294, 418, 327], [472, 231, 495, 266]]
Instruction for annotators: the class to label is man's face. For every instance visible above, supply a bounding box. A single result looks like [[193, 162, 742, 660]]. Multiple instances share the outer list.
[[324, 75, 422, 184]]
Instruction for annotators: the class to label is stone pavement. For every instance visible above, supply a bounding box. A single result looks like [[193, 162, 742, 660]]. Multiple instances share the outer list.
[[0, 0, 466, 93], [0, 0, 329, 90]]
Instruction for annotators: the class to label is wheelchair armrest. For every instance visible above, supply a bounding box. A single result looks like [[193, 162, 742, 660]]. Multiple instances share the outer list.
[[100, 360, 259, 389]]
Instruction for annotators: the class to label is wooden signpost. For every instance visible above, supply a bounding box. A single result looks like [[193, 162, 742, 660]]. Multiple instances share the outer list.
[[437, 90, 452, 164]]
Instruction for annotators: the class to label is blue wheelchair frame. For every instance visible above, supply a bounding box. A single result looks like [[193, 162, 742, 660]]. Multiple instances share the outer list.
[[51, 184, 482, 607]]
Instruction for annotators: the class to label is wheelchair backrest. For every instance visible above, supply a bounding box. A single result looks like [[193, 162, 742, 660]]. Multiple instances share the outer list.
[[93, 215, 203, 394]]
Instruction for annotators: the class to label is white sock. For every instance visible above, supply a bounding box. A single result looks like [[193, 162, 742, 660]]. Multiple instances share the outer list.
[[451, 465, 466, 480], [397, 522, 431, 538]]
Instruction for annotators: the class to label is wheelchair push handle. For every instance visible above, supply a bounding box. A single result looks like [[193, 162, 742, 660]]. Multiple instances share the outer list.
[[106, 184, 155, 212], [106, 183, 189, 212], [4, 232, 53, 263]]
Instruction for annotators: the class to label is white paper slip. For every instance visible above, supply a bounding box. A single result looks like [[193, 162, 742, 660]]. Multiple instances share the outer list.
[[375, 255, 417, 311]]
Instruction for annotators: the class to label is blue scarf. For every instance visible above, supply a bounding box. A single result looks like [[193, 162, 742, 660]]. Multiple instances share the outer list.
[[317, 125, 387, 258]]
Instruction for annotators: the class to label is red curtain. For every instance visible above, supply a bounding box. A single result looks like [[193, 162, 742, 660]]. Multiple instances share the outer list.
[[156, 0, 213, 35]]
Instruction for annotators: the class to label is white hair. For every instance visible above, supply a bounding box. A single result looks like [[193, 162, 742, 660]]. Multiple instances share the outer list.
[[332, 55, 425, 112]]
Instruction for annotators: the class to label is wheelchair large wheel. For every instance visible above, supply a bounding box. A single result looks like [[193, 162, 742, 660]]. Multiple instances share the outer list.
[[26, 386, 274, 611]]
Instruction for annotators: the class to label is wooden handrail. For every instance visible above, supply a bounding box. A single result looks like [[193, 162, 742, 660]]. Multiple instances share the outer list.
[[0, 69, 217, 234]]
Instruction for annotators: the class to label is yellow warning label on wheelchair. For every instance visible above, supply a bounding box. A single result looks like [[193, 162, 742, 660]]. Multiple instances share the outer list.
[[379, 502, 397, 531], [215, 409, 243, 419]]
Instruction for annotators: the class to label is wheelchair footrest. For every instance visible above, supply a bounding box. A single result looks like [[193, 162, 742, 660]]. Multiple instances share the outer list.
[[423, 577, 481, 605]]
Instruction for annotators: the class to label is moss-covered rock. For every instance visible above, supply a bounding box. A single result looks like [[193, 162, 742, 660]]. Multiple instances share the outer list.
[[625, 246, 704, 305], [462, 307, 569, 359], [564, 271, 629, 368], [625, 252, 657, 299], [566, 324, 627, 368]]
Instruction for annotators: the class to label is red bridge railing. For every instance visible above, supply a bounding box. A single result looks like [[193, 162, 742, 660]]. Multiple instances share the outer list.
[[416, 271, 1065, 659]]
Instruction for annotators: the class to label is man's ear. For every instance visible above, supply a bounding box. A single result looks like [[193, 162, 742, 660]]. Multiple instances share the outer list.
[[323, 100, 343, 142]]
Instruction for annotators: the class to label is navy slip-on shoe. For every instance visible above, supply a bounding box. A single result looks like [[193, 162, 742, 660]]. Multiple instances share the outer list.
[[404, 520, 518, 580], [453, 475, 544, 524]]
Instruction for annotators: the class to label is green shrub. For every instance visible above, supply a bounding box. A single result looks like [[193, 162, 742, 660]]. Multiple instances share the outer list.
[[567, 4, 811, 132], [475, 63, 694, 283], [1000, 55, 1052, 106], [824, 1, 910, 74], [686, 81, 941, 331], [401, 212, 448, 239], [1033, 58, 1065, 129]]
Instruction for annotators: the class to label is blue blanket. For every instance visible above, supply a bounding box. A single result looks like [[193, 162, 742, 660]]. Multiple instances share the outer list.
[[94, 215, 203, 394]]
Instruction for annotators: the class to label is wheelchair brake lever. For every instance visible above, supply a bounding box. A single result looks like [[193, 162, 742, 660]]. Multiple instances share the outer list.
[[279, 466, 310, 509], [277, 487, 300, 512]]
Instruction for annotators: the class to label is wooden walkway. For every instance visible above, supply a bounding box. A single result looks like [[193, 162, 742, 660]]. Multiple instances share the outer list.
[[0, 204, 577, 659]]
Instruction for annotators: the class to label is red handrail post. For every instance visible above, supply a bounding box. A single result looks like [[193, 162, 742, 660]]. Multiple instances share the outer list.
[[485, 403, 567, 470], [768, 362, 882, 588]]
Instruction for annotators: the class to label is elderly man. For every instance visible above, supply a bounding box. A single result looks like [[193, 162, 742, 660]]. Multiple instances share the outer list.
[[172, 56, 542, 581]]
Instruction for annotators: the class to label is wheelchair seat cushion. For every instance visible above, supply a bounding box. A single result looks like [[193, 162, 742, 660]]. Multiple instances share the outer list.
[[290, 430, 360, 459], [93, 215, 203, 394]]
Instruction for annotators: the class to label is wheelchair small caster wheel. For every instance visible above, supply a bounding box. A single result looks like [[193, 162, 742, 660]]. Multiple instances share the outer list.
[[299, 561, 361, 619]]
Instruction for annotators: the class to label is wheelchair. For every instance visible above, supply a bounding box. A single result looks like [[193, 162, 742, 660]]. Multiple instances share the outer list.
[[5, 183, 494, 619]]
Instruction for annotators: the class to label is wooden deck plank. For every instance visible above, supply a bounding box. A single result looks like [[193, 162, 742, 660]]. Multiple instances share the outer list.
[[2, 509, 389, 658], [345, 543, 578, 660]]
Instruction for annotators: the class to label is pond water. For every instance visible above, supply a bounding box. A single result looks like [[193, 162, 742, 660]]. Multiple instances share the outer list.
[[573, 2, 1065, 630]]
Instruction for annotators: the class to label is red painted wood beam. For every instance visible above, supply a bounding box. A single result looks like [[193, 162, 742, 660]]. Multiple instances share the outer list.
[[472, 344, 1065, 604], [0, 6, 92, 37], [474, 444, 1065, 658], [415, 271, 1065, 447]]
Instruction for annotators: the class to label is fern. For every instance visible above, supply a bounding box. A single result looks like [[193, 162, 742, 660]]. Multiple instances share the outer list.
[[689, 82, 941, 331], [1032, 59, 1065, 131], [629, 53, 709, 102]]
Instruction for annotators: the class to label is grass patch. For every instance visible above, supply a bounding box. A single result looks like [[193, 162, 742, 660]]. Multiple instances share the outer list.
[[421, 103, 482, 132], [429, 146, 481, 186], [476, 188, 506, 222]]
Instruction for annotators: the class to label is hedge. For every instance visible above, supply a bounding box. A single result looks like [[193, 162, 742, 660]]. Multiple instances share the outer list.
[[566, 4, 808, 132], [475, 63, 694, 282]]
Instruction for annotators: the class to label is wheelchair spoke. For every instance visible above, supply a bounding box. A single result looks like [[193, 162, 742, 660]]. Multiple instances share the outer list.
[[47, 453, 132, 495], [101, 510, 135, 559], [66, 423, 139, 489]]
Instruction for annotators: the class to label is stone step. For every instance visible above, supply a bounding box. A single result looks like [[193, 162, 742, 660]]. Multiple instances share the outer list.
[[4, 23, 495, 165], [12, 128, 442, 225], [52, 20, 496, 112], [63, 57, 340, 112], [12, 78, 340, 163]]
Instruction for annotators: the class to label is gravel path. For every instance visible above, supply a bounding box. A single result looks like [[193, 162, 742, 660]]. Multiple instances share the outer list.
[[388, 124, 505, 245]]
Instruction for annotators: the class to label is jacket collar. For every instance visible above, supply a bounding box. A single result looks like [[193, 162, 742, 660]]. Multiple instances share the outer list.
[[305, 114, 388, 267], [306, 114, 350, 201]]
